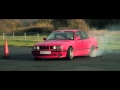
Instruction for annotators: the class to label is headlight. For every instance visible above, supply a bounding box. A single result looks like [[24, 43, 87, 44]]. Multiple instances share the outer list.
[[36, 46, 40, 50], [56, 46, 63, 49], [52, 46, 63, 50], [33, 46, 36, 50], [53, 46, 56, 49]]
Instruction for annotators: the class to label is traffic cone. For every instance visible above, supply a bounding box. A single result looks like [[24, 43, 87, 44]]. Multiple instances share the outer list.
[[3, 40, 10, 58]]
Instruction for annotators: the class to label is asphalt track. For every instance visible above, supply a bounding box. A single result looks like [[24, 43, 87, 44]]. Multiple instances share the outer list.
[[0, 46, 120, 71]]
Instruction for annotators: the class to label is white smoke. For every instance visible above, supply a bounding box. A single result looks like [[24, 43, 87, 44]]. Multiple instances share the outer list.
[[89, 29, 120, 56], [105, 24, 120, 31]]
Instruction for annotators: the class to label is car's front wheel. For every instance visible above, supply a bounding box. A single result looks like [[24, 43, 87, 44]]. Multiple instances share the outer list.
[[66, 47, 73, 60]]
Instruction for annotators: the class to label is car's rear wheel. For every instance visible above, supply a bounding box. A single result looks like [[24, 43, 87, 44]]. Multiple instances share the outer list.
[[89, 46, 97, 57], [66, 47, 73, 60]]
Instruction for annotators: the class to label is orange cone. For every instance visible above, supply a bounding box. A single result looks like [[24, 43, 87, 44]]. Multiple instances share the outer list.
[[3, 40, 10, 58]]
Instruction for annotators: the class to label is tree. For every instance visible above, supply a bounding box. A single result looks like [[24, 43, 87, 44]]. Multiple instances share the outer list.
[[0, 19, 23, 33], [85, 19, 120, 30], [51, 19, 68, 29], [67, 19, 89, 30]]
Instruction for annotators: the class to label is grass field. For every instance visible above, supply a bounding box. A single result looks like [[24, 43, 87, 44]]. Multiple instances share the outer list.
[[0, 33, 48, 46], [0, 37, 120, 50], [0, 40, 40, 46], [0, 30, 120, 50]]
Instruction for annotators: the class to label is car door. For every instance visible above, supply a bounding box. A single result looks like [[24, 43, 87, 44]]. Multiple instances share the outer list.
[[74, 31, 85, 56], [80, 31, 90, 54]]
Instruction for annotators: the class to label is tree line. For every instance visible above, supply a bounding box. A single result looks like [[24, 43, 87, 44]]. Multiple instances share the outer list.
[[0, 19, 120, 33]]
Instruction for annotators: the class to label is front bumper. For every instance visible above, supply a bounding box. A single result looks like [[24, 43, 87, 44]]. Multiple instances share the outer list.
[[32, 50, 67, 59]]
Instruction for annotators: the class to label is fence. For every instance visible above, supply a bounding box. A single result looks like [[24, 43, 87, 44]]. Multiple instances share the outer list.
[[0, 31, 120, 43], [0, 32, 50, 42]]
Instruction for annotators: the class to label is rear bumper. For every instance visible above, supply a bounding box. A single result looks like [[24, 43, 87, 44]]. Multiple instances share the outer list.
[[32, 50, 67, 59]]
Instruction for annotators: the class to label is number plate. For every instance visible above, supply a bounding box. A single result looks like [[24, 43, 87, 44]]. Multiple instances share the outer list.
[[40, 51, 51, 54]]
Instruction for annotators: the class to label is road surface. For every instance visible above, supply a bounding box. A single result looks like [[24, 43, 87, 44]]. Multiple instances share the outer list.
[[0, 46, 120, 71]]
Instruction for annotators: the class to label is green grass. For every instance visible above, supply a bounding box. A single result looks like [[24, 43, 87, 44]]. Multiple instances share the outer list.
[[0, 34, 120, 50], [0, 34, 48, 46], [0, 35, 48, 41], [0, 40, 120, 50], [98, 41, 120, 50], [0, 40, 43, 46]]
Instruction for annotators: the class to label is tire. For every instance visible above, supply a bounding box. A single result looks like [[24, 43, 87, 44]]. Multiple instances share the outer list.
[[89, 46, 97, 57], [66, 47, 73, 60]]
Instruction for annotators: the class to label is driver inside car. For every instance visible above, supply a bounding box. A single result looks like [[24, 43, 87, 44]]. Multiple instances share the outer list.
[[54, 33, 66, 39]]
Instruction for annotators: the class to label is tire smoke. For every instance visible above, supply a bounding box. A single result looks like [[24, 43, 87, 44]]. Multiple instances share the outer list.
[[89, 30, 120, 56]]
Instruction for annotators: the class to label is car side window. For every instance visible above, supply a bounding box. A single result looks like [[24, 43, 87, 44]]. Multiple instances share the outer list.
[[65, 32, 74, 40], [80, 31, 89, 39], [76, 31, 82, 39]]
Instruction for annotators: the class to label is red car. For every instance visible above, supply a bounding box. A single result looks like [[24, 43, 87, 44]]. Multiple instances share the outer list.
[[32, 30, 98, 60]]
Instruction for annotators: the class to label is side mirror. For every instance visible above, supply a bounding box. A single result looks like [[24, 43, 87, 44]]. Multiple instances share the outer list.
[[43, 38, 47, 40], [75, 36, 81, 40]]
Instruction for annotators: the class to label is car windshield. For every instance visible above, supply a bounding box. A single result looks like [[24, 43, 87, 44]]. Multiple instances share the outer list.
[[46, 31, 74, 40]]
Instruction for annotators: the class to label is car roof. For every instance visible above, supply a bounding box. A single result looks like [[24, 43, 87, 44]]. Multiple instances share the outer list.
[[53, 29, 84, 32]]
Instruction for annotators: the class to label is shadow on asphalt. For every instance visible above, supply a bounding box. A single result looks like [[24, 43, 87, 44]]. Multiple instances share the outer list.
[[0, 53, 103, 61], [0, 46, 104, 61], [0, 54, 33, 61], [0, 46, 119, 61], [33, 56, 102, 61]]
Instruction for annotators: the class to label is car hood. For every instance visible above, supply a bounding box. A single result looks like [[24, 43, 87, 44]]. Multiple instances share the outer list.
[[34, 40, 74, 46]]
